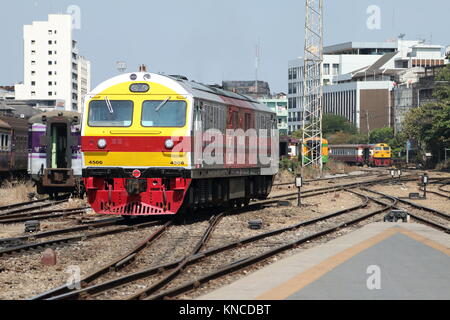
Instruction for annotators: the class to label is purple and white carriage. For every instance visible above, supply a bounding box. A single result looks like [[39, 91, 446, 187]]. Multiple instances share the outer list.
[[28, 111, 83, 197]]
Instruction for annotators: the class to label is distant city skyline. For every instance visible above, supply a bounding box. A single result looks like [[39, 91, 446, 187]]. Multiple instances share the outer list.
[[1, 0, 449, 93]]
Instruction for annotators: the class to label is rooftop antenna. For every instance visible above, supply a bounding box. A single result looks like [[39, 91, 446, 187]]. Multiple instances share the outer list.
[[302, 0, 324, 173], [116, 61, 127, 73], [255, 38, 260, 98]]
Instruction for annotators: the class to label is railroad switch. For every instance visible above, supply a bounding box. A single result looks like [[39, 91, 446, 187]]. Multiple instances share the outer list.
[[248, 219, 263, 230], [384, 210, 408, 223], [24, 220, 40, 233]]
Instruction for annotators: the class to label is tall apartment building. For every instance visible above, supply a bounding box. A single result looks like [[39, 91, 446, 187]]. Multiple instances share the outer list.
[[287, 40, 446, 134], [15, 14, 90, 111], [77, 55, 91, 113], [258, 93, 288, 136]]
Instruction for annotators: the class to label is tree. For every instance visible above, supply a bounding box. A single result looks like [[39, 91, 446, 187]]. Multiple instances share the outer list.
[[402, 65, 450, 164], [369, 127, 394, 144], [327, 131, 367, 144], [322, 114, 358, 136]]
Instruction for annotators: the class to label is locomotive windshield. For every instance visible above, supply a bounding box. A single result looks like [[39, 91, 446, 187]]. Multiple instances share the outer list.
[[141, 100, 186, 127], [88, 100, 133, 127]]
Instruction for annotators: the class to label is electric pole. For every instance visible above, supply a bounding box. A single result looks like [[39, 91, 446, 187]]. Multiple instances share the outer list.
[[302, 0, 324, 172]]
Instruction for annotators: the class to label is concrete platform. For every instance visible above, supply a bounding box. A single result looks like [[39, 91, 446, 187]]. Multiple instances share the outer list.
[[198, 222, 450, 300]]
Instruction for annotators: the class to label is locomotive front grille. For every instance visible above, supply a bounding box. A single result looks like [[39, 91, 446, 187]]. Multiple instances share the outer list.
[[99, 201, 168, 215]]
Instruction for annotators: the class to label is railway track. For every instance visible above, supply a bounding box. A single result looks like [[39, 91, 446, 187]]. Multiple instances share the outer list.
[[139, 192, 394, 300], [361, 188, 450, 233], [0, 219, 163, 257], [0, 206, 88, 224], [24, 171, 438, 300], [0, 198, 70, 218], [0, 197, 51, 212], [35, 188, 392, 300]]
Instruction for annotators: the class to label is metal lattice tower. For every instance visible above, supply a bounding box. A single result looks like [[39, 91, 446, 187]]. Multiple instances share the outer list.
[[301, 0, 324, 171]]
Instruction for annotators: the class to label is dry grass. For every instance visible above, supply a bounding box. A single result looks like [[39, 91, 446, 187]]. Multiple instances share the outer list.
[[0, 180, 36, 206], [324, 159, 356, 175], [274, 170, 295, 184], [61, 197, 87, 209]]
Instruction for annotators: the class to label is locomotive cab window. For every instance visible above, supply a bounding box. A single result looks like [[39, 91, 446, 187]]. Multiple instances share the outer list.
[[88, 100, 133, 127], [141, 100, 186, 127]]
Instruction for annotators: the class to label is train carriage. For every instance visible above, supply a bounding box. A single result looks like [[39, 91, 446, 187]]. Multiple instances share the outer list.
[[329, 143, 391, 167], [28, 111, 83, 196], [82, 72, 279, 216], [0, 116, 28, 175], [302, 138, 329, 164]]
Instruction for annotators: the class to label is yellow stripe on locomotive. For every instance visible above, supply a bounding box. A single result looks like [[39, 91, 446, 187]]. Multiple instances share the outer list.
[[82, 80, 191, 168]]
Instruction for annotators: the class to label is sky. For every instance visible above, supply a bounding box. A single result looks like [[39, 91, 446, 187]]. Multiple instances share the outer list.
[[0, 0, 449, 93]]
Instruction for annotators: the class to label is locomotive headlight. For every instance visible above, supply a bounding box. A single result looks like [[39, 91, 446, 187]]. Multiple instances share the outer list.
[[165, 139, 174, 149], [98, 138, 107, 149]]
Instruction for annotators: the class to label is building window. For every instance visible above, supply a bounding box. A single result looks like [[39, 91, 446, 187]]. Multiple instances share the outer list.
[[48, 71, 52, 76], [332, 64, 339, 75], [31, 50, 36, 55], [31, 61, 36, 65], [48, 81, 52, 86], [48, 92, 53, 96], [323, 63, 330, 75], [48, 61, 52, 65], [31, 71, 36, 76], [31, 91, 36, 96], [31, 81, 35, 86], [48, 40, 52, 45], [48, 51, 52, 55], [48, 30, 53, 35], [31, 40, 35, 45]]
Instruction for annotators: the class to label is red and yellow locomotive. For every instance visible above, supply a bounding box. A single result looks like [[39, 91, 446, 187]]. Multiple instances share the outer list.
[[81, 73, 279, 216]]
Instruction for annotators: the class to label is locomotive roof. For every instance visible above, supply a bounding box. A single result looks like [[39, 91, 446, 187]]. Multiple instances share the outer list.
[[329, 144, 371, 148], [29, 110, 82, 124], [87, 72, 275, 115]]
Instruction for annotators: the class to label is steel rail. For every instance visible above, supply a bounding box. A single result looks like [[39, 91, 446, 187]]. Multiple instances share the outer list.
[[0, 208, 87, 224], [361, 188, 450, 233], [0, 199, 69, 217], [272, 171, 382, 187], [361, 188, 450, 220], [0, 197, 51, 212], [126, 213, 225, 300], [45, 193, 370, 300], [145, 194, 395, 300], [0, 220, 162, 257], [0, 216, 124, 245], [31, 220, 172, 300], [0, 205, 89, 222]]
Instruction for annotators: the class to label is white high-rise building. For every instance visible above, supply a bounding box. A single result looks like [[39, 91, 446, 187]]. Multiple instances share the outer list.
[[287, 40, 446, 134], [77, 55, 91, 113], [15, 14, 90, 111]]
